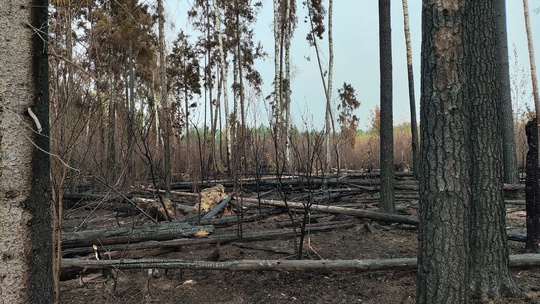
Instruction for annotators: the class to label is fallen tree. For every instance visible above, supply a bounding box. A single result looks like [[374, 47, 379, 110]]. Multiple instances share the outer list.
[[62, 222, 215, 248], [62, 221, 355, 256], [62, 253, 540, 272], [239, 197, 420, 225]]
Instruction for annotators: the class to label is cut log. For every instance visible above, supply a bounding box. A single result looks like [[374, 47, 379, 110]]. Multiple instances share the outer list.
[[239, 197, 420, 226], [62, 222, 215, 248], [61, 253, 540, 271]]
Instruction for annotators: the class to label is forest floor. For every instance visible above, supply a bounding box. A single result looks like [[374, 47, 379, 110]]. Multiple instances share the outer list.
[[59, 177, 540, 304]]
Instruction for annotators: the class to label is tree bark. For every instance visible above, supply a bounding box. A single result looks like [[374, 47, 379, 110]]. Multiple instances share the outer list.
[[465, 0, 521, 298], [0, 0, 54, 302], [378, 0, 395, 213], [417, 1, 470, 303]]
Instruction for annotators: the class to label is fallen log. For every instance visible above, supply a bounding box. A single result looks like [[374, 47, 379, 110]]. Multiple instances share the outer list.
[[506, 230, 526, 242], [62, 222, 215, 248], [61, 253, 540, 271], [239, 197, 420, 226], [231, 243, 296, 255], [62, 222, 354, 257], [196, 208, 284, 226]]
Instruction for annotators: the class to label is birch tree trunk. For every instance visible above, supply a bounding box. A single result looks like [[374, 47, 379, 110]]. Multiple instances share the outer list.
[[523, 0, 540, 118], [284, 0, 293, 168], [0, 0, 54, 301], [213, 0, 231, 174], [401, 0, 419, 180], [158, 0, 171, 196], [273, 0, 282, 156]]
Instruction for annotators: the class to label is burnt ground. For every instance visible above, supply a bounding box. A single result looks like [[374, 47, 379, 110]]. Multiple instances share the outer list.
[[60, 186, 540, 304]]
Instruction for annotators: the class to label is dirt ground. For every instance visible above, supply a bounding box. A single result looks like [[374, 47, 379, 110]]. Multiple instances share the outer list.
[[60, 188, 540, 304]]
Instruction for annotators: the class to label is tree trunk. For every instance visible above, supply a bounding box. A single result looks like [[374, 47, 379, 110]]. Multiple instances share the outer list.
[[0, 0, 54, 301], [62, 223, 215, 248], [127, 40, 135, 178], [273, 0, 282, 159], [378, 0, 395, 213], [62, 253, 540, 272], [325, 0, 334, 170], [240, 197, 419, 225], [522, 0, 540, 119], [107, 78, 116, 183], [401, 0, 419, 181], [525, 118, 540, 252], [213, 0, 231, 174], [158, 0, 171, 197], [465, 0, 521, 298], [417, 1, 470, 303], [494, 0, 519, 184], [284, 0, 293, 170]]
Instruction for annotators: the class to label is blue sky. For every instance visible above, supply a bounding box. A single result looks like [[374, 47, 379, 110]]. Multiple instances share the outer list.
[[165, 0, 540, 130]]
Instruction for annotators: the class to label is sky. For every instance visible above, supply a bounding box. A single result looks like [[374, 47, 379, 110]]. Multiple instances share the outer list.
[[164, 0, 540, 130]]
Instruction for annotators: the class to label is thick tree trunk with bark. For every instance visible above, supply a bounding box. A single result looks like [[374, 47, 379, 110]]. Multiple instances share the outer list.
[[378, 0, 395, 213], [417, 1, 470, 303], [465, 0, 521, 298], [419, 0, 522, 301], [0, 0, 53, 302]]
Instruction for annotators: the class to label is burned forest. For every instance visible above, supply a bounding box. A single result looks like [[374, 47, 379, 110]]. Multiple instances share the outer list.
[[1, 0, 540, 303]]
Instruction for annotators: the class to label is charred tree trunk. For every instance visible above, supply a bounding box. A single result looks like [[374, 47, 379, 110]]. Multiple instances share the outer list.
[[525, 118, 540, 252], [378, 0, 395, 213]]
